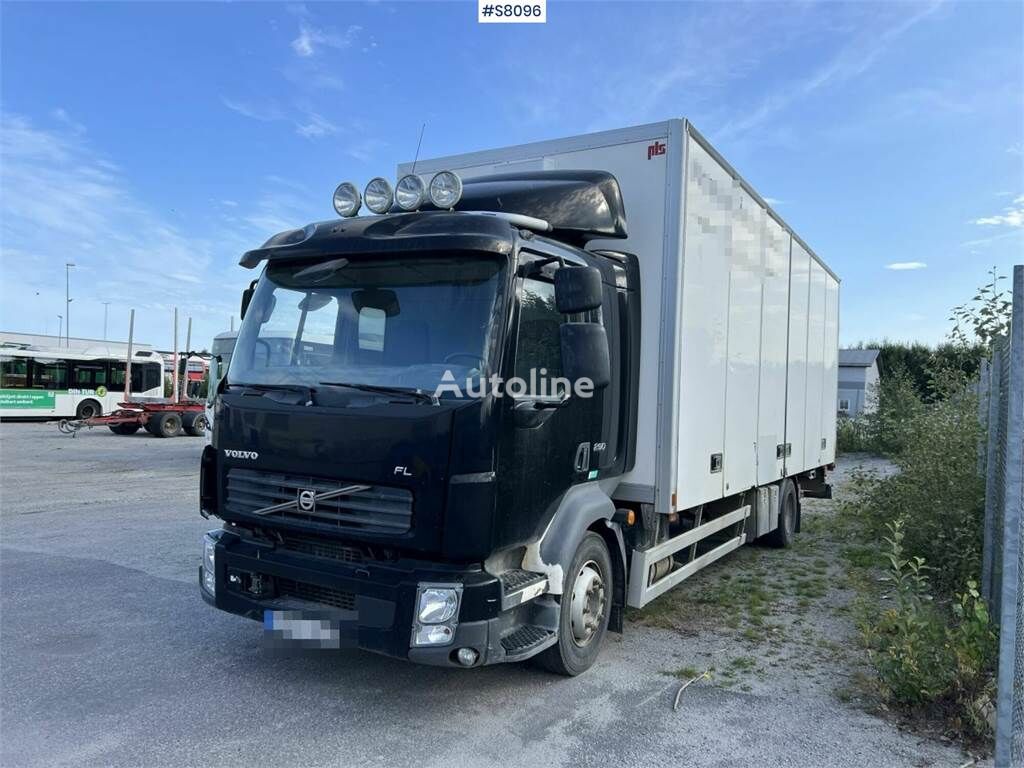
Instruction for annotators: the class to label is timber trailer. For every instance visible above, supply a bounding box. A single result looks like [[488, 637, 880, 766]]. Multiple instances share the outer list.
[[59, 309, 208, 438]]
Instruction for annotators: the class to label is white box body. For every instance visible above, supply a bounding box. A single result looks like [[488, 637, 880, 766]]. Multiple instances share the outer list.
[[400, 119, 839, 515]]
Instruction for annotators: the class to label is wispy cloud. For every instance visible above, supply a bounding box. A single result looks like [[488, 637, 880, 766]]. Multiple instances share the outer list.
[[972, 195, 1024, 227], [221, 96, 341, 140], [0, 114, 312, 342], [886, 261, 928, 270], [50, 107, 85, 134], [718, 1, 944, 140], [221, 96, 282, 122], [291, 20, 360, 58]]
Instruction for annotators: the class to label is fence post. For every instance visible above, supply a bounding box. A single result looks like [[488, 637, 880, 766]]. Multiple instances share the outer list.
[[985, 350, 1005, 609], [995, 265, 1024, 767]]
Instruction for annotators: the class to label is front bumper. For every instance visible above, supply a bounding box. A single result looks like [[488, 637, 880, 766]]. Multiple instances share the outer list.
[[199, 528, 555, 667]]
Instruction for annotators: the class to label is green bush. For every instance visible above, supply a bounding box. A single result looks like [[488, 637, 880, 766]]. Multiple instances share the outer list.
[[837, 416, 872, 453], [846, 378, 984, 598], [862, 520, 997, 742]]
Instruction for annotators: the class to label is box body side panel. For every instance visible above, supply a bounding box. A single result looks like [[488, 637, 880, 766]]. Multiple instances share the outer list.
[[802, 260, 827, 471], [757, 216, 792, 486], [676, 137, 733, 508], [722, 186, 764, 496], [785, 242, 811, 473], [821, 278, 840, 465]]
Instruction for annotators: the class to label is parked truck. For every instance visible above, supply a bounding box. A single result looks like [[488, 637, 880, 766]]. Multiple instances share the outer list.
[[200, 119, 840, 675]]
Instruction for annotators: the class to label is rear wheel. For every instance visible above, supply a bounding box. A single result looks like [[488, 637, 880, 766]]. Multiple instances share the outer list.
[[108, 423, 140, 435], [75, 399, 102, 420], [534, 532, 612, 676], [766, 479, 797, 548], [151, 412, 182, 438], [183, 412, 206, 437]]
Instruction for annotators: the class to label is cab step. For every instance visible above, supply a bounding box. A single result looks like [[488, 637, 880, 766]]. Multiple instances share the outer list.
[[499, 569, 548, 610], [500, 624, 556, 660]]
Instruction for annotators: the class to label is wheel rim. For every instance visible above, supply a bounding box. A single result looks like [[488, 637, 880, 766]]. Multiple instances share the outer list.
[[81, 404, 97, 419], [784, 494, 796, 536], [164, 417, 180, 435], [569, 560, 606, 647]]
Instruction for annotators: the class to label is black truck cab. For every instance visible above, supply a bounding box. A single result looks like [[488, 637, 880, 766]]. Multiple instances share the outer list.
[[200, 171, 640, 674]]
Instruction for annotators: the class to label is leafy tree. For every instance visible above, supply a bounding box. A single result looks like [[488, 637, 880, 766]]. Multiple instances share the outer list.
[[948, 266, 1012, 349]]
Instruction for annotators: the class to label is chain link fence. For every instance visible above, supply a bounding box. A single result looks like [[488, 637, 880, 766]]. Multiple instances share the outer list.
[[980, 265, 1024, 767]]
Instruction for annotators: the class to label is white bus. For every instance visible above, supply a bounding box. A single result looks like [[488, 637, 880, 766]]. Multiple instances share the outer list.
[[0, 347, 164, 420]]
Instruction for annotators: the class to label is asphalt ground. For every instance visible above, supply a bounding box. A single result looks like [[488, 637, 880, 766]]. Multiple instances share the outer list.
[[0, 422, 977, 767]]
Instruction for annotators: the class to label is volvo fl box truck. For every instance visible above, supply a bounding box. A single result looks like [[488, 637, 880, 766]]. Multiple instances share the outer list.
[[200, 118, 840, 675]]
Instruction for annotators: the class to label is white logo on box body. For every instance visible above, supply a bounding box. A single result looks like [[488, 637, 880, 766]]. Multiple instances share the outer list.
[[224, 449, 259, 460]]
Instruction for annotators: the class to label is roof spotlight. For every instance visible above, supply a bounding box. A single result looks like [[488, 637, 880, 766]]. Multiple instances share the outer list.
[[429, 171, 463, 209], [395, 174, 426, 211], [332, 182, 361, 218], [364, 177, 394, 214]]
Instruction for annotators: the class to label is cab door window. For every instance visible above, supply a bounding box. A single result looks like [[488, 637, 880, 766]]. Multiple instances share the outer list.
[[515, 277, 563, 384]]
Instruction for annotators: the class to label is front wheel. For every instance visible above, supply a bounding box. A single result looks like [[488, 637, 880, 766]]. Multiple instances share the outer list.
[[534, 532, 612, 676]]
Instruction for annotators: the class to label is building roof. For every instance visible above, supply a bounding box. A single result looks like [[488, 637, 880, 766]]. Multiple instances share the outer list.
[[839, 349, 880, 367]]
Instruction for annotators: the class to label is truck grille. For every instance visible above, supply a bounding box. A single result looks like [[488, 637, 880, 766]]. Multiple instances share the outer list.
[[279, 535, 364, 564], [275, 578, 356, 611], [225, 468, 413, 534]]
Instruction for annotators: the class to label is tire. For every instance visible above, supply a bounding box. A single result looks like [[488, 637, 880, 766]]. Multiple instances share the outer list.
[[108, 423, 141, 435], [534, 532, 612, 676], [152, 412, 182, 438], [75, 399, 102, 420], [182, 412, 206, 437], [766, 479, 798, 548]]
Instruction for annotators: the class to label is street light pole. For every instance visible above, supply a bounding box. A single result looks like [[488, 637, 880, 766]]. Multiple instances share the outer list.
[[65, 262, 75, 348], [102, 301, 111, 341]]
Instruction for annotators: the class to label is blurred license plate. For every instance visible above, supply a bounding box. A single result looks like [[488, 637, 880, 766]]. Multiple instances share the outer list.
[[264, 610, 340, 648]]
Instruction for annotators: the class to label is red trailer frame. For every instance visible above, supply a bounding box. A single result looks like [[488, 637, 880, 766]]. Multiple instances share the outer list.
[[58, 400, 208, 438]]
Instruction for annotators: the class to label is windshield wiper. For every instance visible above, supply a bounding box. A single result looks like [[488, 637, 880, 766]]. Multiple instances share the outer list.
[[226, 382, 315, 406], [318, 381, 439, 405]]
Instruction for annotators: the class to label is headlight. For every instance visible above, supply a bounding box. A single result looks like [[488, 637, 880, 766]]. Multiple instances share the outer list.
[[332, 182, 361, 217], [395, 174, 426, 211], [364, 177, 394, 214], [202, 533, 217, 595], [429, 171, 463, 209], [418, 587, 459, 623]]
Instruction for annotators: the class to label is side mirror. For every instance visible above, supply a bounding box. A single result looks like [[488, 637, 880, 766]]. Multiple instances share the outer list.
[[554, 266, 602, 314], [560, 322, 610, 390], [240, 280, 257, 320]]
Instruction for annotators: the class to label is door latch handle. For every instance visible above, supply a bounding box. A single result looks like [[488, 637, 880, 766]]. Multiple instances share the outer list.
[[574, 442, 591, 473]]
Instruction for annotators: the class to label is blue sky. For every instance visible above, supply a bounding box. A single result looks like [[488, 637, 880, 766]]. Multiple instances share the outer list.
[[1, 0, 1021, 350]]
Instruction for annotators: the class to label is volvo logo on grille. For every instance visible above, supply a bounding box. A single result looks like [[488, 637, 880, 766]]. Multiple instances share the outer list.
[[224, 449, 259, 460], [297, 489, 316, 512]]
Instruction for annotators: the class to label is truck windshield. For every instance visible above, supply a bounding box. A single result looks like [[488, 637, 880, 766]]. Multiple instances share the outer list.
[[227, 254, 505, 397]]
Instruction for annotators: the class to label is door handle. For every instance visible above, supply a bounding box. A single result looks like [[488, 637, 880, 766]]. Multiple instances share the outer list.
[[574, 442, 591, 473]]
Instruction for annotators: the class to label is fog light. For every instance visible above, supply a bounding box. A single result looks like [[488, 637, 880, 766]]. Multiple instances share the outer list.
[[395, 174, 426, 211], [332, 181, 361, 217], [414, 624, 453, 646], [429, 171, 463, 209], [364, 177, 394, 214], [456, 647, 479, 667]]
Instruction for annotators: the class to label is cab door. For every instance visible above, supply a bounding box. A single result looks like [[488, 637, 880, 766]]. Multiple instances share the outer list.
[[492, 263, 604, 546]]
